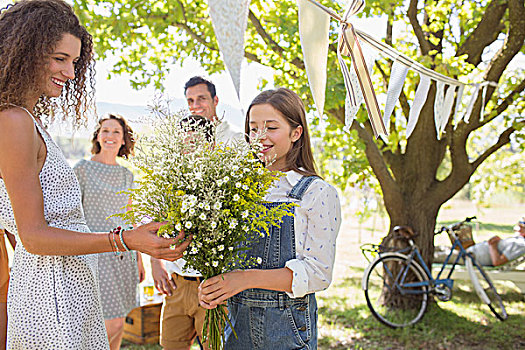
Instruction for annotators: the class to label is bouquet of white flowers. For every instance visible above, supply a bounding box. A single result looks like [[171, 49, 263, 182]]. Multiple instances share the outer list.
[[115, 105, 293, 350]]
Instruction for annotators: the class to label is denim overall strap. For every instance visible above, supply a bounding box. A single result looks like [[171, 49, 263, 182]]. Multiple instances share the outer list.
[[226, 176, 320, 350], [287, 175, 319, 201]]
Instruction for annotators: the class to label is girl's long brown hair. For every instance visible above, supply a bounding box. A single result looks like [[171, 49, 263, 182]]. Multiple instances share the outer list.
[[0, 0, 95, 125], [245, 88, 319, 177]]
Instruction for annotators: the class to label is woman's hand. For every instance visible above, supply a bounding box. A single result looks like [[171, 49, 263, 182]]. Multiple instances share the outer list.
[[198, 270, 248, 309], [124, 222, 192, 261]]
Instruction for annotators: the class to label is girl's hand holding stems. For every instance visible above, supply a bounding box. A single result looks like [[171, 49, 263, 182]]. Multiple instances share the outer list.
[[198, 268, 293, 309]]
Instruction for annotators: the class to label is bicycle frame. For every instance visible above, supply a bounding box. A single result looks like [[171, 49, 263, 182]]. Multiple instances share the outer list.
[[384, 236, 476, 296]]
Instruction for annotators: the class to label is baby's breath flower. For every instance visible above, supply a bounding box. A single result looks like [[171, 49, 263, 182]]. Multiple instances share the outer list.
[[233, 194, 240, 202], [235, 182, 242, 188], [213, 202, 222, 210], [175, 223, 182, 231], [185, 221, 193, 229], [241, 210, 249, 218], [218, 245, 224, 251], [204, 203, 210, 211], [212, 261, 218, 267], [199, 213, 207, 220], [229, 219, 238, 229], [210, 221, 217, 229], [242, 184, 249, 190], [256, 257, 262, 264]]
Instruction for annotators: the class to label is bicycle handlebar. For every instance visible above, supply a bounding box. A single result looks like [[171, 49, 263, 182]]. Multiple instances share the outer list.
[[465, 216, 477, 222], [435, 216, 477, 235]]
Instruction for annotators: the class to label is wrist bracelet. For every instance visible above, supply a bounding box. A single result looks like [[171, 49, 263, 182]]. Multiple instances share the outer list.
[[108, 232, 116, 254], [119, 229, 137, 262], [110, 226, 122, 256], [119, 229, 131, 252]]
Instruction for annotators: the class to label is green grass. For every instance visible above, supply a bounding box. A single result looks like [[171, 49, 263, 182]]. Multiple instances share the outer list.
[[122, 266, 524, 350], [316, 266, 525, 350], [121, 201, 525, 349]]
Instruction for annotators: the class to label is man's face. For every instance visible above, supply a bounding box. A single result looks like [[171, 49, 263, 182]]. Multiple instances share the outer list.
[[185, 83, 218, 121]]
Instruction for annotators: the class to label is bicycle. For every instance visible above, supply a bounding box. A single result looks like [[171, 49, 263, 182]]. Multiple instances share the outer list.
[[360, 216, 508, 328]]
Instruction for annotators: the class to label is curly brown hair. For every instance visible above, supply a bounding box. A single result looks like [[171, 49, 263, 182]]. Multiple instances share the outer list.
[[91, 114, 136, 159], [0, 0, 95, 125]]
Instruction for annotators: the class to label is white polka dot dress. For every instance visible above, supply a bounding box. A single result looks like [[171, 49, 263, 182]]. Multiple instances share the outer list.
[[0, 113, 109, 349], [74, 160, 139, 320]]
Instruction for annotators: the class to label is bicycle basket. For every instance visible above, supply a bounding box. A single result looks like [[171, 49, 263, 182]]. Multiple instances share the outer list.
[[449, 223, 475, 250]]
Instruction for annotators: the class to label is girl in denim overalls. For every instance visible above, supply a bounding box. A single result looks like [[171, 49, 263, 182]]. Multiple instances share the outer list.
[[199, 88, 342, 349]]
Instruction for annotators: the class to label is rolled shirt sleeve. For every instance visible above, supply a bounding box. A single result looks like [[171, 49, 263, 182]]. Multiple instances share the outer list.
[[499, 236, 525, 262], [285, 180, 341, 298]]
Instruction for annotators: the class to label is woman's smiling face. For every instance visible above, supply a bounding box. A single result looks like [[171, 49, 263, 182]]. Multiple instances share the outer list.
[[248, 103, 302, 172], [96, 119, 125, 155], [42, 33, 81, 98]]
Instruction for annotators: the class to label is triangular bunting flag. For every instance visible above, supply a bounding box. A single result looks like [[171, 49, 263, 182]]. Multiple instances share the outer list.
[[383, 59, 409, 126], [434, 81, 445, 139], [407, 75, 430, 138], [208, 0, 250, 99], [439, 85, 456, 134], [453, 85, 465, 127], [297, 0, 330, 117]]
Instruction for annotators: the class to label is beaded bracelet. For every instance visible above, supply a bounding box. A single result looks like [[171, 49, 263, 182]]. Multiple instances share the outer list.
[[118, 229, 138, 261], [108, 232, 116, 254], [118, 229, 131, 252], [110, 226, 122, 256]]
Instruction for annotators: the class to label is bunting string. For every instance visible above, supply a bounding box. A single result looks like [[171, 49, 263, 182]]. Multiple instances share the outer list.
[[301, 0, 499, 140]]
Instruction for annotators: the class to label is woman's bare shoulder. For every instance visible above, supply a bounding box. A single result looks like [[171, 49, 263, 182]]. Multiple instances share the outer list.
[[0, 107, 35, 135]]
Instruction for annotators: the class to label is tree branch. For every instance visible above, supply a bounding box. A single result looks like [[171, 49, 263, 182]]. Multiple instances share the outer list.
[[247, 10, 305, 71], [407, 0, 432, 55], [464, 0, 525, 128], [456, 0, 508, 66], [351, 121, 397, 191], [471, 126, 516, 169], [172, 22, 218, 52], [489, 77, 525, 121], [386, 12, 393, 47]]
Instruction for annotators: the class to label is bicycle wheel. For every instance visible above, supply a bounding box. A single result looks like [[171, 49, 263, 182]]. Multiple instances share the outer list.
[[465, 256, 508, 321], [363, 253, 429, 328]]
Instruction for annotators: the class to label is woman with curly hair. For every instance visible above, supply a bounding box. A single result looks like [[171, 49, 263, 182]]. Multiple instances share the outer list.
[[74, 114, 144, 350], [0, 1, 190, 349]]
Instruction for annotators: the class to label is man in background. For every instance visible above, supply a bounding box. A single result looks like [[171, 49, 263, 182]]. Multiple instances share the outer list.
[[150, 76, 242, 350], [468, 217, 525, 266]]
